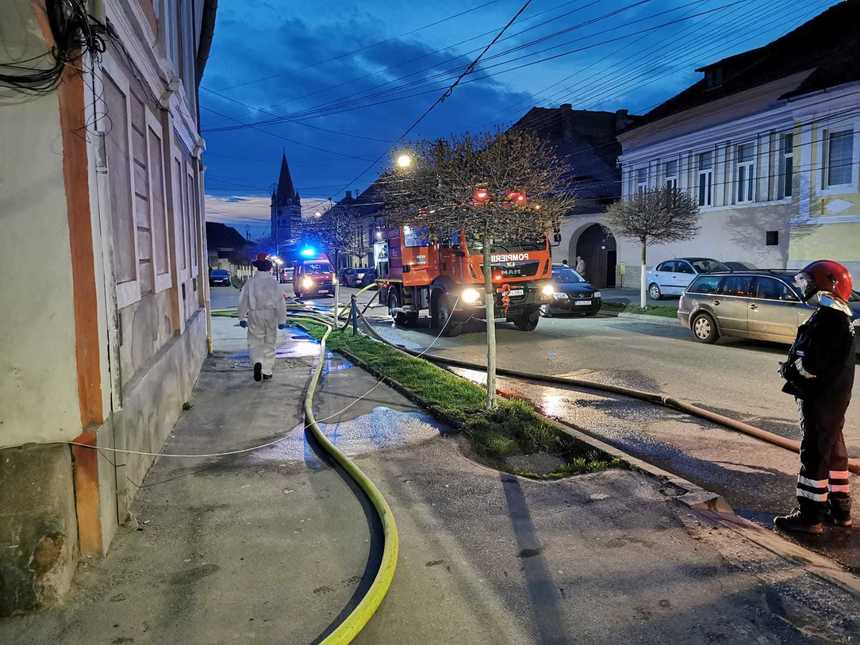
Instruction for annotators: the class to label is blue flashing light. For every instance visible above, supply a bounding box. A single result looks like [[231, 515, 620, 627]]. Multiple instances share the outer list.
[[299, 246, 316, 258]]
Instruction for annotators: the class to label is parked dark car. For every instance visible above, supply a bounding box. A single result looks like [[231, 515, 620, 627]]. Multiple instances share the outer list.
[[341, 267, 378, 288], [209, 268, 231, 287], [724, 261, 758, 271], [678, 270, 860, 345], [541, 264, 601, 316]]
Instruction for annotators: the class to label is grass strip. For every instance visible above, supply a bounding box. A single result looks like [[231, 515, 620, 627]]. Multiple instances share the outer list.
[[299, 320, 620, 479]]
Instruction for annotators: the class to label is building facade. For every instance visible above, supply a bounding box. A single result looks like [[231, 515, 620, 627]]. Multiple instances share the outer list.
[[0, 0, 216, 614], [270, 153, 302, 258], [514, 104, 637, 288], [617, 2, 860, 284], [334, 188, 384, 270]]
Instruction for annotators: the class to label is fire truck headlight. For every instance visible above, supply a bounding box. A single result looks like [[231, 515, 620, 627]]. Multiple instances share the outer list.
[[461, 287, 481, 305], [301, 276, 314, 289], [541, 283, 556, 297]]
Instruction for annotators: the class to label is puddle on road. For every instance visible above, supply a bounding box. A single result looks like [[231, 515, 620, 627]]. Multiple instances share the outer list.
[[251, 406, 444, 468]]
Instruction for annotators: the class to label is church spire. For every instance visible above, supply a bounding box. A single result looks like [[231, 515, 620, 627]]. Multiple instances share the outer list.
[[275, 152, 297, 205]]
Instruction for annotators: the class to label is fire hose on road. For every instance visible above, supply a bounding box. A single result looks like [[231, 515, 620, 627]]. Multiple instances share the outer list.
[[343, 303, 860, 475], [295, 314, 399, 644]]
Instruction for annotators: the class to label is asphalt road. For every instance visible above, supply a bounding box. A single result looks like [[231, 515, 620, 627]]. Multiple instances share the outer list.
[[210, 285, 860, 567], [359, 295, 860, 454], [214, 283, 859, 452]]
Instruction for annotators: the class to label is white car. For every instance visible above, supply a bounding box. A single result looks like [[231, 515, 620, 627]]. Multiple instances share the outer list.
[[646, 257, 729, 299]]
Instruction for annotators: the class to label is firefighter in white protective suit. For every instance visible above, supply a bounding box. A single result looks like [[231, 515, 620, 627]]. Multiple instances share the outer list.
[[238, 253, 287, 381]]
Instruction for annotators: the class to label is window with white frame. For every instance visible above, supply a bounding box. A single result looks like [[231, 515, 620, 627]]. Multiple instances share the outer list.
[[635, 167, 648, 194], [778, 132, 794, 199], [736, 142, 755, 203], [172, 154, 188, 274], [697, 151, 713, 207], [102, 68, 140, 308], [664, 159, 678, 191], [826, 129, 854, 188], [146, 113, 172, 292], [185, 162, 199, 279]]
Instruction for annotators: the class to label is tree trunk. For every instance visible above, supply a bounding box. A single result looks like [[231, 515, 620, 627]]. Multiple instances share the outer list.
[[639, 239, 647, 310], [483, 240, 497, 410]]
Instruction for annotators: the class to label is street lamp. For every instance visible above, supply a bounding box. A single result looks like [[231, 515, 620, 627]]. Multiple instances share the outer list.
[[396, 153, 413, 169]]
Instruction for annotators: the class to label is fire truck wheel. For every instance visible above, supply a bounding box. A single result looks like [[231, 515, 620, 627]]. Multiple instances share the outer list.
[[435, 294, 462, 337], [388, 291, 410, 326], [513, 307, 540, 331]]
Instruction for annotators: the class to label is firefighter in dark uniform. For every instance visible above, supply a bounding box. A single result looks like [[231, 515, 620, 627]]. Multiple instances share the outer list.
[[775, 260, 856, 534]]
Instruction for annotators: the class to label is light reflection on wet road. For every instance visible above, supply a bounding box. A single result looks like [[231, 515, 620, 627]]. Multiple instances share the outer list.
[[251, 327, 445, 468], [451, 365, 860, 569]]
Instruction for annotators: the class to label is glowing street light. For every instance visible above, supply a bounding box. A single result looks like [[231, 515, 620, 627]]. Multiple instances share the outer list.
[[396, 153, 413, 169]]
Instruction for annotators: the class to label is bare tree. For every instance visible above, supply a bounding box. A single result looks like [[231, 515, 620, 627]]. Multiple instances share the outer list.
[[304, 203, 368, 267], [605, 186, 700, 309], [382, 130, 574, 409]]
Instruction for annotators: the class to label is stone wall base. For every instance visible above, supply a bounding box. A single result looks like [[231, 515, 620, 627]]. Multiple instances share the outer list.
[[0, 444, 78, 617]]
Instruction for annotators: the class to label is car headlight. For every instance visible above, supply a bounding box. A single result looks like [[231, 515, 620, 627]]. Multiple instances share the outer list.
[[593, 291, 601, 298], [541, 283, 555, 296], [461, 287, 481, 305], [553, 292, 568, 300], [357, 273, 365, 279], [301, 276, 314, 289]]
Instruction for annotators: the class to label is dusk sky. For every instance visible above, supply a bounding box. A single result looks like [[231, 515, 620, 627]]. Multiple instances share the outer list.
[[201, 0, 840, 239]]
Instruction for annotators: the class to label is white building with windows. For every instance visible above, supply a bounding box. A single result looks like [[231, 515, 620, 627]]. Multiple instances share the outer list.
[[0, 0, 216, 614], [616, 2, 860, 285]]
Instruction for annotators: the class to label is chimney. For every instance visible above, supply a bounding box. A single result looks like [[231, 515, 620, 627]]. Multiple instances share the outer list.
[[615, 109, 630, 130], [345, 190, 353, 201], [560, 104, 574, 141]]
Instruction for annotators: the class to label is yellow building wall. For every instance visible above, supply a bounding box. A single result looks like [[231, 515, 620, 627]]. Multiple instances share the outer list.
[[788, 123, 860, 278]]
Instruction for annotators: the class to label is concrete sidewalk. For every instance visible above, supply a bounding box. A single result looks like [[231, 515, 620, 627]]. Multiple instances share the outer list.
[[0, 321, 391, 644], [2, 320, 857, 643]]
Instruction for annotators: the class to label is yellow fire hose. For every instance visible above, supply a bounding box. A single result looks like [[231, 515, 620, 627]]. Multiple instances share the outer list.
[[296, 316, 399, 644]]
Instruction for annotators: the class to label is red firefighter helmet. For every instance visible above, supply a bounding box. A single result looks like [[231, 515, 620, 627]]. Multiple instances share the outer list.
[[793, 260, 853, 302]]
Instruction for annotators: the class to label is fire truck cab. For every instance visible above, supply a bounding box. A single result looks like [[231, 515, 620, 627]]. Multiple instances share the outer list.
[[293, 253, 335, 299], [377, 225, 554, 336]]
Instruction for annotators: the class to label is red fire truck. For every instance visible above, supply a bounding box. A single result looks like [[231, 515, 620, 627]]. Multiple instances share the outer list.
[[376, 225, 555, 336]]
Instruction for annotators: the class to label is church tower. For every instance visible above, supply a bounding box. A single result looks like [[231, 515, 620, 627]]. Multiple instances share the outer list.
[[270, 152, 302, 255]]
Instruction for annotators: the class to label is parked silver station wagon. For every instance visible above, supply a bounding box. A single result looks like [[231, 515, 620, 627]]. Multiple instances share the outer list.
[[678, 270, 860, 345]]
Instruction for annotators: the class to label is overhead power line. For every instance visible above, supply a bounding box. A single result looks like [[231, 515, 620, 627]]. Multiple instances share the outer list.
[[205, 0, 745, 133], [336, 0, 536, 197], [204, 0, 656, 134]]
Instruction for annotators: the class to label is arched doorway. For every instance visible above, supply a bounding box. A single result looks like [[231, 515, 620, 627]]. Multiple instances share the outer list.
[[575, 224, 616, 288]]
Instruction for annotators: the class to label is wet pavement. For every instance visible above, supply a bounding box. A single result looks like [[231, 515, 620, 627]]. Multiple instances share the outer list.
[[447, 367, 860, 572], [4, 325, 858, 643], [322, 356, 860, 644], [360, 303, 860, 454]]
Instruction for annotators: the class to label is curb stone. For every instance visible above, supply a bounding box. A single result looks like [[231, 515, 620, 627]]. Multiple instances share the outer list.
[[616, 312, 680, 326], [546, 416, 733, 514]]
